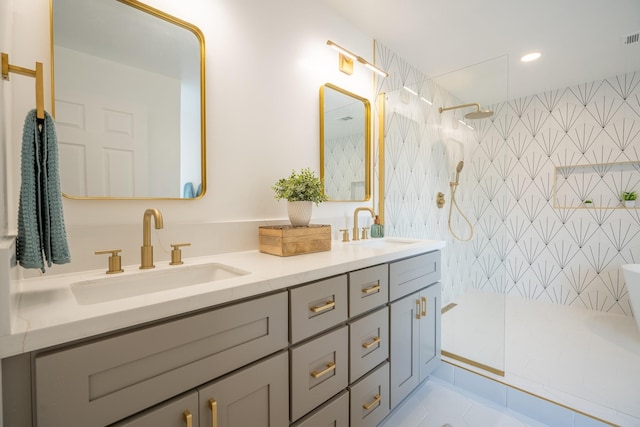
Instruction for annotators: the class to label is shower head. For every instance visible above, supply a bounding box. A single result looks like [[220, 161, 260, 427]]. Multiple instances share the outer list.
[[464, 108, 494, 119], [438, 103, 494, 120]]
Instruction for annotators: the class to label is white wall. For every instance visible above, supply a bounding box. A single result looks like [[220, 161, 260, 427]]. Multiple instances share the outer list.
[[0, 0, 377, 274]]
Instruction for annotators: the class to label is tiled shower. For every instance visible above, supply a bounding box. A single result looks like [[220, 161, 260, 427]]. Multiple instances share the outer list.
[[375, 41, 640, 319]]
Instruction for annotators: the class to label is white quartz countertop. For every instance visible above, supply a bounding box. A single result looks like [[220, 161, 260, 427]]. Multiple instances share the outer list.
[[0, 238, 445, 358]]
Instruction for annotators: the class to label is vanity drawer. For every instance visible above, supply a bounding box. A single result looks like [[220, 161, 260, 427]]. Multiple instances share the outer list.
[[349, 362, 390, 427], [290, 326, 349, 422], [389, 251, 441, 301], [349, 306, 389, 383], [348, 264, 388, 317], [34, 292, 288, 427], [291, 390, 349, 427], [290, 275, 348, 343]]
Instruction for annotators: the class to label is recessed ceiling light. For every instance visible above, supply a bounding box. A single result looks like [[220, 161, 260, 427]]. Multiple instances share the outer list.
[[521, 52, 542, 63]]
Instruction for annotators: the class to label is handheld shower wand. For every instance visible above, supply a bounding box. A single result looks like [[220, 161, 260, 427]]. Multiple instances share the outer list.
[[448, 161, 473, 241], [453, 161, 464, 185]]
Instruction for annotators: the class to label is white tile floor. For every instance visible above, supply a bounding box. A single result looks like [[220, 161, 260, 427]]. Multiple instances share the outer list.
[[441, 292, 640, 426], [380, 376, 548, 427]]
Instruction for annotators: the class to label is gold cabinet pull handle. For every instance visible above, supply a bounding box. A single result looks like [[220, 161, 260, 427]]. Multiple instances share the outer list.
[[310, 300, 335, 313], [415, 299, 421, 319], [362, 284, 381, 294], [362, 336, 381, 349], [311, 362, 336, 379], [362, 394, 381, 410], [209, 398, 218, 427], [421, 296, 427, 317], [183, 410, 193, 427]]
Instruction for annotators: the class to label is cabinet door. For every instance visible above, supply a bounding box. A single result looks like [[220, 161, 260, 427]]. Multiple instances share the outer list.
[[389, 293, 420, 409], [198, 352, 288, 427], [111, 391, 198, 427], [419, 283, 441, 382]]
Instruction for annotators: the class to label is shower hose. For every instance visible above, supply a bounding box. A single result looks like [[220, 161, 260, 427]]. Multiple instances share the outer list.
[[448, 182, 474, 241]]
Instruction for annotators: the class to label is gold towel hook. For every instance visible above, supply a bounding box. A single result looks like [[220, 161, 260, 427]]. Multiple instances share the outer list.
[[1, 52, 44, 120]]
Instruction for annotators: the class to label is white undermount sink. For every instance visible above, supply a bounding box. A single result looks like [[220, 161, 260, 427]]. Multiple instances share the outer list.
[[348, 237, 420, 248], [70, 262, 251, 305]]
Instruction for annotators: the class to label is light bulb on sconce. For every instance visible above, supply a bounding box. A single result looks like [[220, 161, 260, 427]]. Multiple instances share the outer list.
[[326, 40, 388, 77]]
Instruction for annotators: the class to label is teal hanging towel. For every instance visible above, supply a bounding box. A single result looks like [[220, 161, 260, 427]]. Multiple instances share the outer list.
[[16, 109, 71, 272]]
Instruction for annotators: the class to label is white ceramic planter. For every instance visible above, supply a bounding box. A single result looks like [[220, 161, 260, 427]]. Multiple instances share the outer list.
[[287, 201, 312, 226], [624, 200, 636, 208]]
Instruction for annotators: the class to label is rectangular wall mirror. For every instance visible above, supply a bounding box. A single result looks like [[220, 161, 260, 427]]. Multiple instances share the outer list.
[[51, 0, 206, 199], [320, 83, 371, 202]]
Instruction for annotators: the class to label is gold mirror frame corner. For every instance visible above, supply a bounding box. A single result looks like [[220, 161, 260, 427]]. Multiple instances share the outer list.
[[320, 82, 371, 203], [51, 0, 206, 201]]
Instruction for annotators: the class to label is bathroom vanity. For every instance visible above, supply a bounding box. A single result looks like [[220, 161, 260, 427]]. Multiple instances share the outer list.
[[1, 239, 444, 426]]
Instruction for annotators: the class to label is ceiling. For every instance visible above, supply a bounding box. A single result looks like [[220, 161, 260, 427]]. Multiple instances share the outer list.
[[320, 0, 640, 106]]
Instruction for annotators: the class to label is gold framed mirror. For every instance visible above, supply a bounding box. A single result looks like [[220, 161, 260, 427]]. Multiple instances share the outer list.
[[50, 0, 206, 199], [320, 83, 371, 202]]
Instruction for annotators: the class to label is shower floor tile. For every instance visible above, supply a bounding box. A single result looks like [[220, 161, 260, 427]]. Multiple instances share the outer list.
[[442, 292, 640, 426]]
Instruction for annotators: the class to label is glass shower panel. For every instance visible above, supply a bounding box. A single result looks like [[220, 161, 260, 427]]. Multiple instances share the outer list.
[[433, 56, 509, 376], [376, 51, 508, 376]]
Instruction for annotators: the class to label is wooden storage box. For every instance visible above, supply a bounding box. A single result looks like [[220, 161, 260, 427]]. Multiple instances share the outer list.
[[259, 225, 331, 256]]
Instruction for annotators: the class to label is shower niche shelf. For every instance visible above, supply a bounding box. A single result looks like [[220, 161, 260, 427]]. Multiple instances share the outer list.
[[553, 161, 640, 209]]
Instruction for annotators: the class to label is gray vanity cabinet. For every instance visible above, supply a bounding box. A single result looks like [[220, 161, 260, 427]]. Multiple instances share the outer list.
[[3, 249, 442, 427], [197, 352, 289, 427], [388, 251, 441, 410]]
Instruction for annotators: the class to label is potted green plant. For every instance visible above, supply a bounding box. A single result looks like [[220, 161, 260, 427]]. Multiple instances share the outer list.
[[273, 168, 328, 226], [622, 191, 638, 208]]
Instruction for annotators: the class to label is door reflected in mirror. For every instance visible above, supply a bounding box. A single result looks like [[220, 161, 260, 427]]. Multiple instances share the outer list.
[[51, 0, 205, 199], [320, 83, 371, 202]]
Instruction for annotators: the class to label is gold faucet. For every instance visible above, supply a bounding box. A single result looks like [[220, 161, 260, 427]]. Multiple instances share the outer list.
[[353, 207, 375, 241], [140, 208, 164, 269]]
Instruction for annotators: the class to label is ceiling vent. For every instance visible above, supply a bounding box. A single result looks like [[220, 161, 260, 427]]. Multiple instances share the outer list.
[[623, 31, 639, 45]]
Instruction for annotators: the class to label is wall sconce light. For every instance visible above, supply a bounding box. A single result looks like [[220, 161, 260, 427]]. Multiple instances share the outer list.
[[327, 40, 388, 77]]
